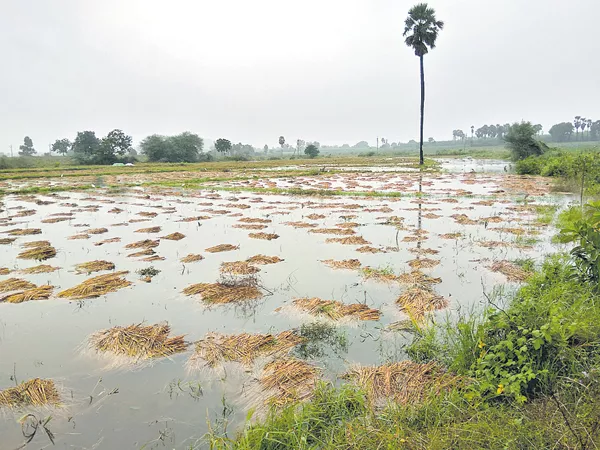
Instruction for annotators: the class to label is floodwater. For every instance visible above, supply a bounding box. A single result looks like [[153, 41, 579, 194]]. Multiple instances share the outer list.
[[0, 168, 569, 449]]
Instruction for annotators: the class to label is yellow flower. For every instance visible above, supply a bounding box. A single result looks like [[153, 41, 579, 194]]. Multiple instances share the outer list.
[[478, 341, 486, 349], [497, 384, 505, 395]]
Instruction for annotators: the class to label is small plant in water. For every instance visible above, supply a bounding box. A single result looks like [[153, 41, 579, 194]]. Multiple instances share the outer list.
[[136, 266, 161, 279]]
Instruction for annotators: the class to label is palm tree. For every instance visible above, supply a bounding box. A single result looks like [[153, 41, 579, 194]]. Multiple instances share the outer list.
[[403, 3, 444, 165], [587, 118, 593, 139], [574, 116, 581, 141], [580, 118, 587, 140]]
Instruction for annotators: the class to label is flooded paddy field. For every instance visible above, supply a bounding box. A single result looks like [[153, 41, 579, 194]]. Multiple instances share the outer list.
[[0, 164, 570, 448]]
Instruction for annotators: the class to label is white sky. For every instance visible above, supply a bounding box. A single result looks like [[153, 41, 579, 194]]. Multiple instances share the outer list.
[[1, 0, 599, 151]]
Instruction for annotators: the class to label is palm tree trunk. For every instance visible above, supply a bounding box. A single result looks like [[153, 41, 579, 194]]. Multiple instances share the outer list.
[[419, 55, 425, 165]]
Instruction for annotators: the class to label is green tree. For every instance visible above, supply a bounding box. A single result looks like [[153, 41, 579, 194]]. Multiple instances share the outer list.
[[18, 136, 36, 156], [304, 144, 319, 158], [72, 131, 100, 164], [263, 144, 269, 154], [403, 3, 444, 165], [94, 129, 133, 164], [169, 132, 203, 162], [504, 122, 547, 161], [574, 116, 582, 141], [140, 135, 169, 162], [533, 124, 543, 136], [548, 122, 574, 142], [140, 132, 203, 162], [51, 138, 71, 155], [215, 138, 232, 155]]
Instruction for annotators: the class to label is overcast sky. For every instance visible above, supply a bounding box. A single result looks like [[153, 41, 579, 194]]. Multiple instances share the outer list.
[[1, 0, 599, 152]]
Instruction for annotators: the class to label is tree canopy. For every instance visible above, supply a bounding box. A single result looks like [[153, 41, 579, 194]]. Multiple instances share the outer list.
[[504, 122, 547, 161], [51, 138, 72, 155], [403, 3, 444, 57], [140, 132, 204, 163], [215, 138, 232, 154], [18, 136, 36, 156], [549, 122, 575, 142], [304, 144, 319, 159]]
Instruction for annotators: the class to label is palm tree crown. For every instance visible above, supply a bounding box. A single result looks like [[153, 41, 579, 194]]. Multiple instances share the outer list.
[[403, 3, 444, 56]]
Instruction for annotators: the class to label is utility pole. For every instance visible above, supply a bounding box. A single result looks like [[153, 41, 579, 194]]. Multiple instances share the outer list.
[[376, 137, 379, 151], [9, 145, 13, 157]]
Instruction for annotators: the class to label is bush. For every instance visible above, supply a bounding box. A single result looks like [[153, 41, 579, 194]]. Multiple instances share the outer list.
[[515, 157, 542, 175], [505, 122, 547, 161]]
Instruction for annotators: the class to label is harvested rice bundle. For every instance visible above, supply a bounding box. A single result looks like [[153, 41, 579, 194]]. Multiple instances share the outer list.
[[183, 282, 262, 304], [259, 358, 319, 406], [137, 211, 158, 217], [343, 361, 460, 406], [396, 287, 448, 320], [0, 378, 60, 407], [142, 255, 165, 262], [0, 268, 10, 275], [58, 271, 132, 299], [1, 285, 53, 304], [128, 249, 156, 258], [17, 244, 56, 261], [89, 323, 187, 360], [306, 214, 325, 220], [293, 297, 381, 321], [408, 258, 440, 270], [75, 260, 115, 274], [397, 271, 442, 286], [233, 224, 267, 230], [408, 247, 440, 256], [356, 246, 385, 254], [178, 216, 211, 222], [283, 221, 317, 229], [125, 239, 160, 249], [220, 261, 261, 275], [108, 207, 124, 214], [489, 260, 532, 282], [0, 278, 36, 293], [41, 217, 70, 224], [451, 214, 477, 225], [326, 236, 371, 245], [7, 228, 42, 236], [135, 226, 162, 233], [21, 240, 50, 248], [249, 232, 279, 240], [20, 265, 60, 274], [68, 233, 90, 240], [246, 255, 283, 265], [161, 232, 186, 240], [188, 331, 304, 368], [205, 244, 239, 253], [94, 237, 121, 246], [86, 228, 109, 235], [490, 227, 527, 236], [309, 228, 355, 236], [476, 240, 511, 249], [238, 218, 271, 224], [336, 222, 360, 229], [0, 238, 17, 245], [321, 259, 361, 270], [181, 254, 204, 263], [361, 267, 398, 283]]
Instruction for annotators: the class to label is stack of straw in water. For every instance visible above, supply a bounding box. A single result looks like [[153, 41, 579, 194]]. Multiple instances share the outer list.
[[396, 287, 448, 321], [182, 282, 262, 304], [1, 285, 53, 304], [343, 361, 461, 406], [75, 260, 115, 274], [246, 255, 283, 265], [220, 261, 260, 275], [0, 378, 60, 407], [293, 297, 381, 321], [489, 260, 532, 282], [58, 271, 131, 299], [180, 254, 204, 263], [89, 323, 187, 359], [259, 358, 319, 406], [189, 331, 304, 368], [321, 259, 361, 270], [205, 244, 239, 253]]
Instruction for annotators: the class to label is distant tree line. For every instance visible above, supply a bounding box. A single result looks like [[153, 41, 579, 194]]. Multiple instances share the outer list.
[[50, 129, 135, 165], [548, 116, 600, 143], [140, 132, 207, 162]]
